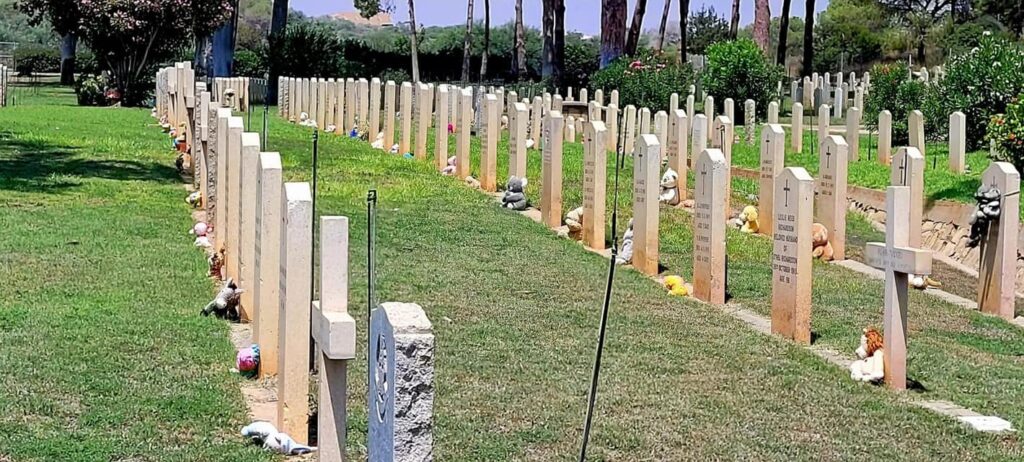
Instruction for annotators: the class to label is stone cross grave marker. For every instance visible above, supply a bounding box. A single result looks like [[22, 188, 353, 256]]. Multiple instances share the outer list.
[[400, 83, 413, 155], [384, 81, 396, 148], [482, 94, 500, 192], [817, 135, 849, 261], [909, 110, 925, 156], [668, 110, 688, 202], [693, 148, 728, 304], [771, 167, 815, 344], [950, 111, 966, 173], [633, 134, 661, 276], [759, 124, 786, 236], [238, 133, 261, 322], [584, 121, 608, 250], [510, 102, 529, 179], [312, 217, 357, 461], [435, 85, 450, 170], [542, 111, 565, 228], [978, 162, 1021, 320], [846, 107, 861, 162], [456, 88, 472, 178], [255, 152, 282, 377], [792, 102, 804, 153], [692, 114, 708, 158], [878, 110, 892, 165], [865, 186, 933, 390], [369, 303, 435, 462], [890, 147, 924, 248], [278, 182, 313, 443]]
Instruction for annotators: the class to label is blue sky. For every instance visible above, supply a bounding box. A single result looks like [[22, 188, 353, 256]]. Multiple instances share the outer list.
[[292, 0, 830, 35]]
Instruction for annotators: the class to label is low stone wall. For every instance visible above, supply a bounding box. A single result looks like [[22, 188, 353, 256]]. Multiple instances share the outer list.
[[733, 166, 1024, 290]]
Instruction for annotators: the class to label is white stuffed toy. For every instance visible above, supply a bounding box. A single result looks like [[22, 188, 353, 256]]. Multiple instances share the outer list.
[[241, 421, 316, 456], [849, 328, 885, 383], [658, 168, 680, 206], [565, 206, 584, 240], [615, 219, 634, 265], [190, 222, 212, 248], [371, 132, 385, 149]]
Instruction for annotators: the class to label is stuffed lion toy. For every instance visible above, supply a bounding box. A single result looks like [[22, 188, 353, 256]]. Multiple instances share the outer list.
[[811, 223, 834, 261], [850, 327, 885, 383], [739, 205, 759, 234]]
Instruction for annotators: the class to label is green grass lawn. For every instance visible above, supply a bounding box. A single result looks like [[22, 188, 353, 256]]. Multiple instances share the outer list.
[[3, 87, 1024, 460], [262, 107, 1024, 459], [0, 86, 273, 461]]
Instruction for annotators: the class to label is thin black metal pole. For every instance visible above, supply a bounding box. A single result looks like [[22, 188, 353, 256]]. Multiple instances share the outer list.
[[262, 77, 270, 150], [366, 189, 378, 393], [309, 128, 320, 372], [579, 111, 628, 462]]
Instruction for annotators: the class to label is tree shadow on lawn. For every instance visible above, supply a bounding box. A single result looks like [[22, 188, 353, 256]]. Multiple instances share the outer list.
[[0, 133, 180, 193]]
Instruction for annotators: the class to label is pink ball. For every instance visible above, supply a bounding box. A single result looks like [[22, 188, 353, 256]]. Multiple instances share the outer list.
[[193, 222, 208, 236]]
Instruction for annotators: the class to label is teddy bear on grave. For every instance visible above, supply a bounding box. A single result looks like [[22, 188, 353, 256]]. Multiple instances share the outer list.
[[850, 327, 885, 383], [441, 156, 457, 176], [501, 176, 529, 210], [371, 132, 385, 150], [465, 176, 481, 189], [811, 223, 834, 261], [209, 248, 225, 278], [185, 191, 203, 209], [201, 278, 244, 320], [615, 219, 635, 265], [390, 144, 400, 154], [663, 275, 689, 296], [738, 205, 759, 234], [658, 168, 680, 206], [565, 206, 584, 240]]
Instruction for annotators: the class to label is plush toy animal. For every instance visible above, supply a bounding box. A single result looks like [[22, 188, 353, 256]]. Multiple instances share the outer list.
[[850, 327, 885, 383], [525, 138, 536, 150], [371, 132, 385, 149], [241, 421, 316, 455], [663, 275, 689, 296], [658, 168, 680, 206], [390, 144, 400, 154], [191, 222, 212, 248], [236, 344, 260, 378], [811, 223, 834, 261], [739, 205, 759, 234], [501, 176, 529, 210], [202, 278, 244, 320], [185, 191, 203, 209], [565, 206, 584, 240], [615, 219, 635, 265], [209, 249, 225, 279], [501, 115, 509, 129], [910, 274, 942, 290], [465, 176, 481, 189], [441, 156, 457, 176]]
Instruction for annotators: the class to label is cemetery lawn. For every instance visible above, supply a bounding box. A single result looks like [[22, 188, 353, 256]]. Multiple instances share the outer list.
[[266, 114, 1024, 459], [0, 87, 274, 461]]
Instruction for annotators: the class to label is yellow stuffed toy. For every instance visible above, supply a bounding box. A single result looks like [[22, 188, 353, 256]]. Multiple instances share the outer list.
[[739, 205, 759, 234], [663, 275, 689, 296]]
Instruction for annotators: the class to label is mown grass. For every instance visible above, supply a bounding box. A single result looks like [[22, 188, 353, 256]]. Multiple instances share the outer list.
[[260, 108, 1024, 459], [0, 86, 273, 461]]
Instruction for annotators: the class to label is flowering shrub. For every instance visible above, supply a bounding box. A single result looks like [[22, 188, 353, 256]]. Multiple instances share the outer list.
[[864, 62, 926, 144], [589, 51, 696, 111], [987, 95, 1024, 173], [930, 32, 1024, 150], [702, 39, 783, 119]]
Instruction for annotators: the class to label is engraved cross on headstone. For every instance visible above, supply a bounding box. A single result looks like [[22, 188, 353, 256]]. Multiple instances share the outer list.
[[783, 179, 791, 207]]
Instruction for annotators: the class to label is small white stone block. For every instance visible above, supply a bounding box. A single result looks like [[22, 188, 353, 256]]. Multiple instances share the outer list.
[[958, 416, 1014, 433]]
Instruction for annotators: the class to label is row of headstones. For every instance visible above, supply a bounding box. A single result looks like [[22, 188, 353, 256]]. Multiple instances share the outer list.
[[154, 64, 436, 461], [0, 64, 8, 107], [212, 77, 251, 112], [794, 71, 870, 119]]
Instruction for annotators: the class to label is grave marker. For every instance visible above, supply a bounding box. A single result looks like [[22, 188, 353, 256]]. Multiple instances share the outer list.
[[542, 111, 565, 228], [891, 147, 924, 248], [693, 149, 728, 304], [978, 162, 1020, 320], [624, 105, 637, 155], [368, 303, 435, 462], [605, 104, 619, 153], [358, 78, 370, 128], [909, 110, 925, 156], [667, 110, 688, 202], [744, 100, 756, 145], [692, 114, 708, 157], [334, 80, 346, 134], [759, 124, 786, 236], [510, 102, 529, 178], [435, 86, 449, 170], [416, 83, 433, 160], [370, 78, 382, 138], [768, 101, 779, 124], [632, 135, 661, 276], [566, 116, 577, 143], [583, 121, 607, 250], [215, 109, 232, 253], [654, 111, 669, 157], [226, 117, 244, 279], [384, 81, 396, 147], [255, 152, 282, 376], [950, 111, 966, 173], [278, 182, 313, 443], [481, 94, 500, 192], [400, 82, 413, 155], [865, 186, 933, 390], [456, 88, 472, 178], [878, 110, 892, 165], [724, 98, 735, 124], [818, 105, 831, 150], [531, 96, 543, 146], [238, 133, 261, 322], [817, 135, 849, 260], [771, 167, 814, 344], [846, 107, 861, 161]]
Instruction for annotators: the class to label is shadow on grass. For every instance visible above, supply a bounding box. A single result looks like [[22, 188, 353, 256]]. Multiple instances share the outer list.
[[0, 132, 179, 193]]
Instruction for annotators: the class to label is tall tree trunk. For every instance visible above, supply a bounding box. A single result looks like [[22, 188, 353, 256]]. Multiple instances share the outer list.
[[916, 37, 926, 64], [267, 0, 289, 104], [801, 0, 814, 77], [543, 0, 554, 81], [678, 0, 689, 63], [513, 0, 527, 79], [59, 33, 77, 85], [461, 0, 475, 82], [212, 0, 240, 77], [553, 0, 565, 90], [480, 0, 490, 79], [600, 0, 627, 68], [409, 0, 421, 82], [753, 0, 771, 52], [656, 0, 671, 51], [776, 0, 792, 66], [730, 0, 740, 39], [625, 0, 648, 56], [194, 35, 214, 80]]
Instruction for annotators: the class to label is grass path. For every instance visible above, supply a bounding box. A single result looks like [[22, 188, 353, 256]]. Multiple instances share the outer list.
[[0, 88, 273, 461], [263, 112, 1023, 459]]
